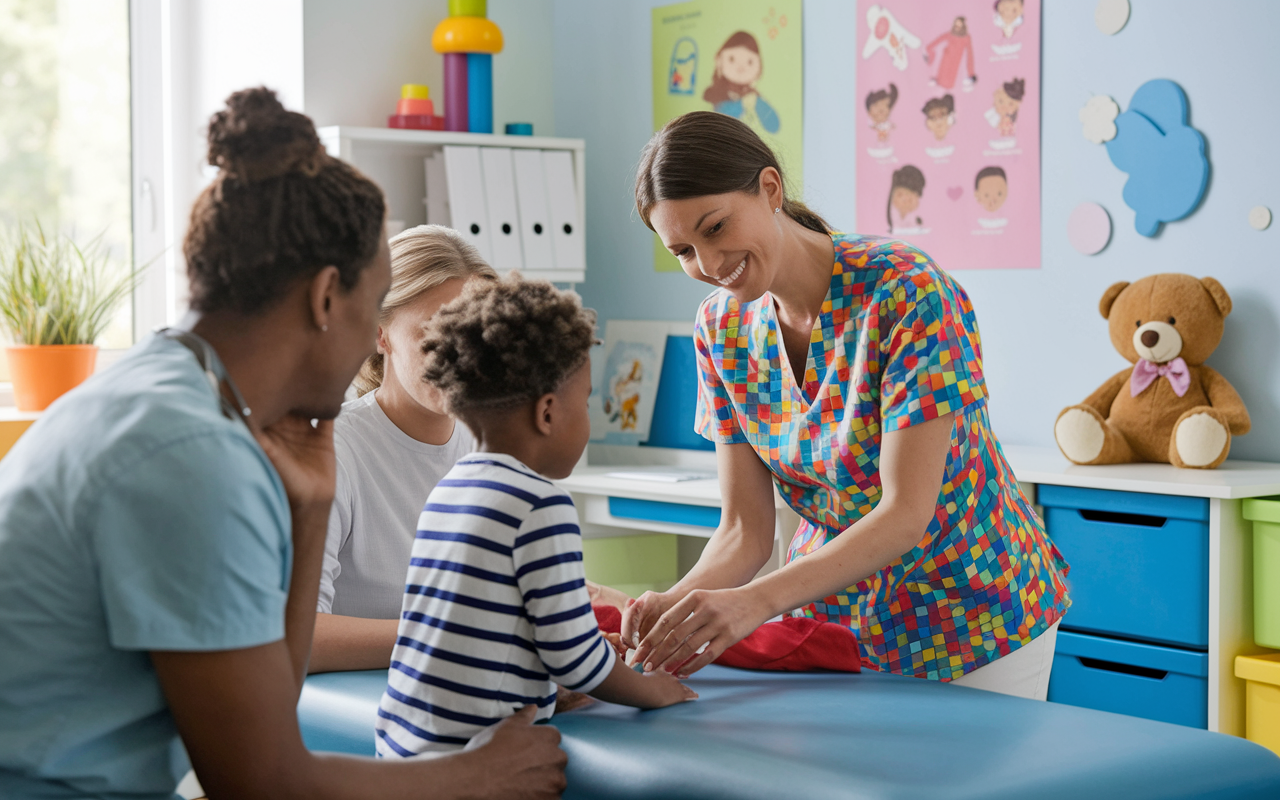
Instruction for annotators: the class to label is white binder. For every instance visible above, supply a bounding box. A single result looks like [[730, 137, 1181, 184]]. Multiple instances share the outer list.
[[511, 149, 555, 272], [423, 152, 450, 227], [542, 150, 584, 274], [442, 146, 491, 262], [479, 148, 524, 271]]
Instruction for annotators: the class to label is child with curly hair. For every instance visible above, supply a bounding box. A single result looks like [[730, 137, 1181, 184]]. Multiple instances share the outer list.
[[375, 276, 696, 757]]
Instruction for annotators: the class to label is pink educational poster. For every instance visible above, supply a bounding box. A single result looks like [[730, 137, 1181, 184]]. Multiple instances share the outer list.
[[856, 0, 1040, 270]]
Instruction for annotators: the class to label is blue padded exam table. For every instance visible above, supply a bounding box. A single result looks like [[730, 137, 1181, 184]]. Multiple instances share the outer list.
[[299, 666, 1280, 799]]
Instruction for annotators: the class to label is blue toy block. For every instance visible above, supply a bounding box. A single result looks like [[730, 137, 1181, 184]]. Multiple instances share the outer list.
[[466, 52, 493, 134], [1105, 79, 1209, 237]]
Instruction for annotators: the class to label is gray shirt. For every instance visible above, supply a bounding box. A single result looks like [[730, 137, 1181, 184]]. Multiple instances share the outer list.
[[318, 390, 475, 619]]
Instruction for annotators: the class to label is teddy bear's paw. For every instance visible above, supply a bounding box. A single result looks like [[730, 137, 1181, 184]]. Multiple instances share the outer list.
[[1174, 412, 1230, 468], [1055, 407, 1105, 464]]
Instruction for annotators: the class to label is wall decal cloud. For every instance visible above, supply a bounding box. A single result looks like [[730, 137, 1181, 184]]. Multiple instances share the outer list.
[[1105, 79, 1209, 237]]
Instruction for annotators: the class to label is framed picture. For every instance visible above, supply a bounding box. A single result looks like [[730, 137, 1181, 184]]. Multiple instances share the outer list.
[[590, 320, 691, 445]]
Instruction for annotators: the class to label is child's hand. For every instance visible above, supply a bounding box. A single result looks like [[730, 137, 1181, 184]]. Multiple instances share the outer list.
[[586, 580, 632, 612], [639, 668, 699, 709], [602, 631, 629, 658], [587, 649, 698, 710]]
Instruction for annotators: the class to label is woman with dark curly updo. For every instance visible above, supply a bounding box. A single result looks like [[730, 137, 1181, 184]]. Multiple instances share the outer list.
[[0, 87, 566, 799]]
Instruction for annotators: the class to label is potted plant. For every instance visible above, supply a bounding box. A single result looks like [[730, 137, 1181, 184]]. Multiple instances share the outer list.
[[0, 223, 139, 411]]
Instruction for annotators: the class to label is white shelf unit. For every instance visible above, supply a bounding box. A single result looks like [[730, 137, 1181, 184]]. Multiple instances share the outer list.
[[317, 126, 587, 284]]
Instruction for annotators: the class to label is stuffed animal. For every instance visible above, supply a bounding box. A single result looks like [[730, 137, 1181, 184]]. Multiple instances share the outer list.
[[1054, 273, 1250, 469]]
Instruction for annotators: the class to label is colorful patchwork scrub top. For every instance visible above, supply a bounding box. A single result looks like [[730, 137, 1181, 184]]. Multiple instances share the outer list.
[[693, 233, 1070, 680]]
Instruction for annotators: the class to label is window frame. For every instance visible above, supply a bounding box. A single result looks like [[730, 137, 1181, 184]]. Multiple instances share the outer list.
[[129, 0, 191, 346]]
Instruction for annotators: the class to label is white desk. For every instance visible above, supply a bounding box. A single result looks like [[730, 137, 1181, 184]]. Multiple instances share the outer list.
[[559, 443, 1280, 737]]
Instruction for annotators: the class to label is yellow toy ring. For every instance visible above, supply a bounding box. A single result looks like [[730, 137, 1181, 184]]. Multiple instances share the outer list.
[[432, 16, 503, 54]]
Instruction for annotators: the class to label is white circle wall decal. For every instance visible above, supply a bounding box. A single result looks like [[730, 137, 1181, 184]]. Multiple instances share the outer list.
[[1068, 202, 1112, 255], [1095, 0, 1130, 35]]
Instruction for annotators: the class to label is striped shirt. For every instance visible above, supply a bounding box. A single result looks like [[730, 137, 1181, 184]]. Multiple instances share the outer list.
[[375, 453, 613, 757]]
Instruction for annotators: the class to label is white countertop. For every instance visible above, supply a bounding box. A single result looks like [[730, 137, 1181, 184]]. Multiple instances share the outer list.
[[1001, 445, 1280, 500], [558, 467, 727, 507], [560, 445, 1280, 503]]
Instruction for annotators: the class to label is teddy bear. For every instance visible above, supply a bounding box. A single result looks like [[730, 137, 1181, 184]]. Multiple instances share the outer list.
[[1054, 273, 1250, 469]]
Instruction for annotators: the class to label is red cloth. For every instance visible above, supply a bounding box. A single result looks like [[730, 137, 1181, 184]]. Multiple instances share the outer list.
[[592, 604, 860, 673]]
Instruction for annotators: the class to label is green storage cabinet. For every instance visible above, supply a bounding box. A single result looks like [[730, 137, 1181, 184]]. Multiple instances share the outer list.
[[1242, 497, 1280, 649]]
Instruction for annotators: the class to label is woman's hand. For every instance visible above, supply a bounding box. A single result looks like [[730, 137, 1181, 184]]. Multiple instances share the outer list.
[[463, 706, 569, 799], [630, 586, 773, 678], [253, 415, 336, 515], [619, 590, 679, 651]]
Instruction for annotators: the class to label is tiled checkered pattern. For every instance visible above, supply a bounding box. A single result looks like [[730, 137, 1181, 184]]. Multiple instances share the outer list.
[[693, 234, 1070, 680]]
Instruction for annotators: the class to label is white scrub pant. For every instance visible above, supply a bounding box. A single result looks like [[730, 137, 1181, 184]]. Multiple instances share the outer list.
[[950, 621, 1061, 701]]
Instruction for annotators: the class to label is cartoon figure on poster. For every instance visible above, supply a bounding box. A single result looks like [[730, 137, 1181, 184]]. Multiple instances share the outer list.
[[986, 77, 1025, 143], [974, 165, 1009, 229], [994, 0, 1024, 38], [865, 83, 898, 155], [922, 95, 955, 159], [668, 37, 698, 95], [604, 360, 644, 431], [887, 165, 927, 235], [703, 31, 779, 134], [862, 4, 920, 71], [925, 16, 977, 91]]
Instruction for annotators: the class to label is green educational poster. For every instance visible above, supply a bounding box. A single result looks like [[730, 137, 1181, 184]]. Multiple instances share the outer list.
[[651, 0, 803, 272]]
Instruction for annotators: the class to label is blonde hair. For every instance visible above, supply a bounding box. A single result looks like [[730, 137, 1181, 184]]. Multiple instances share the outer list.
[[353, 225, 498, 396]]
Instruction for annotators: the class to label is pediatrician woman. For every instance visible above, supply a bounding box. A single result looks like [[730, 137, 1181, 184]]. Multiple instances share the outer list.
[[0, 88, 564, 799], [622, 111, 1070, 699]]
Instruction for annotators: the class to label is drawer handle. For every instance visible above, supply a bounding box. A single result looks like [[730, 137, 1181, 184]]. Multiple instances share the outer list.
[[1077, 656, 1168, 681], [1078, 509, 1167, 528]]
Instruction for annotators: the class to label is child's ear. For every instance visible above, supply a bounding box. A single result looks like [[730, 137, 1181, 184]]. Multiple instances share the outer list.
[[533, 393, 556, 436]]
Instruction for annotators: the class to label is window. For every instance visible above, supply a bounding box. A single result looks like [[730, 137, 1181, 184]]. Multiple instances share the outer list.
[[0, 0, 133, 354]]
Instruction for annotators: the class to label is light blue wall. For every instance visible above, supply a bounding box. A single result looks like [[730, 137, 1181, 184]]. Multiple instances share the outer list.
[[554, 0, 1280, 461], [303, 0, 554, 133]]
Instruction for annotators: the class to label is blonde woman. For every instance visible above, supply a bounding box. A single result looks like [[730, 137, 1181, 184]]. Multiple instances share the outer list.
[[310, 225, 497, 673]]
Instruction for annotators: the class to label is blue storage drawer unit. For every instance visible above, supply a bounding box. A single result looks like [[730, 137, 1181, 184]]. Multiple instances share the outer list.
[[1048, 630, 1209, 728], [1039, 485, 1209, 649], [608, 497, 722, 529]]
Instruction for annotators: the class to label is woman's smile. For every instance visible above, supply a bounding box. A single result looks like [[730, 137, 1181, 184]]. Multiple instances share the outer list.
[[716, 256, 748, 287]]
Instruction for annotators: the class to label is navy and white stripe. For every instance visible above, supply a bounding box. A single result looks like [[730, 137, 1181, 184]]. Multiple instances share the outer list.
[[375, 453, 612, 757]]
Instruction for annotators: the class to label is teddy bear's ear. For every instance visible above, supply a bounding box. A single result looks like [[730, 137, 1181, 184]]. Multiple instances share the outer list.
[[1099, 281, 1129, 319], [1200, 277, 1232, 317]]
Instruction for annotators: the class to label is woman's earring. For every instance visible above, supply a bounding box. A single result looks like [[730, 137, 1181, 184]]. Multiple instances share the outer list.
[[321, 325, 328, 332], [774, 207, 782, 214]]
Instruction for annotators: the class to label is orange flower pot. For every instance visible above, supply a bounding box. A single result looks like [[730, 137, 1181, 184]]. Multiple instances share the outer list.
[[5, 345, 98, 411]]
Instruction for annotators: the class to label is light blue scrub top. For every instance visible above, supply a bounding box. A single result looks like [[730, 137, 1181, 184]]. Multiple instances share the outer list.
[[0, 334, 292, 799]]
